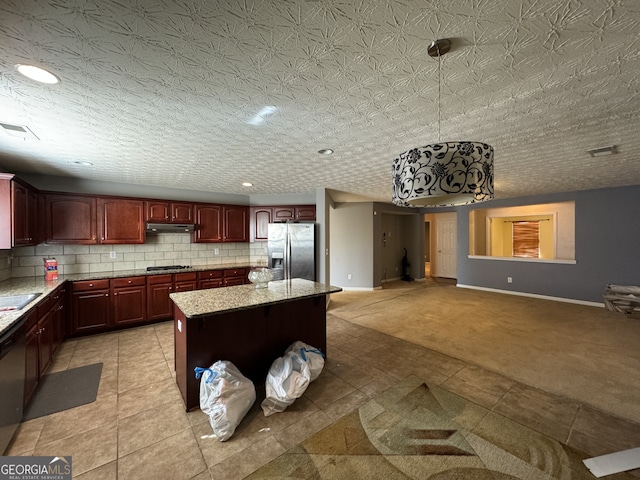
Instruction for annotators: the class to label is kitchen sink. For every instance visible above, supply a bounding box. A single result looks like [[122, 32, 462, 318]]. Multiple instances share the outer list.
[[0, 293, 42, 312]]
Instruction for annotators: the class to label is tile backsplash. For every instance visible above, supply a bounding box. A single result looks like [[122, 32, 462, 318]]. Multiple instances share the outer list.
[[8, 233, 268, 278]]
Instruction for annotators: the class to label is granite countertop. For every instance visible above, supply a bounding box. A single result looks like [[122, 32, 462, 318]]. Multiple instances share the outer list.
[[170, 278, 343, 319], [0, 265, 257, 336]]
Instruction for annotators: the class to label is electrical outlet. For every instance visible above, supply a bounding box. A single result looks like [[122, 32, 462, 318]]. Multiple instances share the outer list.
[[214, 248, 219, 255], [109, 251, 116, 259], [507, 277, 512, 283], [347, 274, 352, 280]]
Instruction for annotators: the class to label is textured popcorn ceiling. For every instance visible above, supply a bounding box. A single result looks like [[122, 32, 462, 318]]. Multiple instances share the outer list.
[[0, 0, 639, 203]]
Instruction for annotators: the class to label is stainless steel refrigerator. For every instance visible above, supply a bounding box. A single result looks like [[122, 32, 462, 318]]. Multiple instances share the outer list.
[[267, 223, 315, 281]]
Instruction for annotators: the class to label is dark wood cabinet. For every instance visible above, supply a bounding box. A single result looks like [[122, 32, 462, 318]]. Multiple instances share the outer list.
[[11, 180, 39, 246], [24, 317, 40, 406], [194, 204, 222, 243], [24, 292, 61, 406], [174, 272, 197, 293], [70, 279, 111, 334], [249, 204, 315, 242], [50, 286, 66, 355], [112, 276, 147, 326], [0, 174, 41, 248], [197, 270, 224, 289], [147, 274, 174, 321], [223, 205, 249, 242], [145, 201, 194, 223], [45, 194, 97, 244], [250, 207, 272, 242], [295, 205, 316, 221], [223, 267, 248, 286], [98, 197, 145, 244]]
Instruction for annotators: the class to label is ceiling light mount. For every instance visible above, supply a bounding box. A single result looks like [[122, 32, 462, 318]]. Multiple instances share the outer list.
[[392, 38, 494, 207]]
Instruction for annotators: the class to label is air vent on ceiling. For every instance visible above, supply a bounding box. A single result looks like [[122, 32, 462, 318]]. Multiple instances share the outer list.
[[588, 145, 617, 157], [0, 122, 39, 140]]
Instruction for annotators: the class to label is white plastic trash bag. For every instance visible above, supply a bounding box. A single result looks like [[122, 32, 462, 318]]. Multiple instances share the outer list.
[[261, 349, 311, 416], [285, 341, 325, 382], [195, 361, 256, 441]]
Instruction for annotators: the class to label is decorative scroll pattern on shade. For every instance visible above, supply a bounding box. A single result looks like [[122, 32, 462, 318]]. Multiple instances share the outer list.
[[513, 221, 540, 258], [392, 142, 494, 207]]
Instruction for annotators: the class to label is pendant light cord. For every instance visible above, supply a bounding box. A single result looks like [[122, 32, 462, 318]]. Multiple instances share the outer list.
[[437, 43, 441, 143]]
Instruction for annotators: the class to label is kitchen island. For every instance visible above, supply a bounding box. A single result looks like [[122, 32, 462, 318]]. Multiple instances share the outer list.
[[170, 278, 342, 411]]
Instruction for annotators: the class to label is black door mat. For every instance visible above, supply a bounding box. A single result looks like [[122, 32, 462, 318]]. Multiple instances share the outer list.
[[23, 363, 103, 421]]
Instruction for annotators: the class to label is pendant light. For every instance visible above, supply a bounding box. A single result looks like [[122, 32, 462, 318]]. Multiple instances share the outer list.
[[392, 38, 494, 207]]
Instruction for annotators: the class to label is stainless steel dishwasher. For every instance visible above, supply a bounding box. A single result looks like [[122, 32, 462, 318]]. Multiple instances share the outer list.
[[0, 317, 26, 455]]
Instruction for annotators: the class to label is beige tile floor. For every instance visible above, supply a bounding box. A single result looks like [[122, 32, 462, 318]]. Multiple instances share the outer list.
[[7, 282, 640, 479]]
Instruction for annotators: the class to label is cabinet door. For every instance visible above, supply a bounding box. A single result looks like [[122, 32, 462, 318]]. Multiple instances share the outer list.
[[171, 203, 194, 223], [11, 181, 28, 245], [98, 198, 145, 244], [147, 279, 173, 321], [223, 276, 245, 287], [113, 285, 147, 325], [250, 207, 272, 242], [46, 194, 97, 244], [37, 311, 53, 377], [71, 288, 111, 333], [295, 205, 316, 221], [273, 207, 295, 222], [24, 323, 40, 406], [223, 205, 249, 242], [145, 201, 170, 222], [197, 270, 223, 289], [194, 204, 222, 243]]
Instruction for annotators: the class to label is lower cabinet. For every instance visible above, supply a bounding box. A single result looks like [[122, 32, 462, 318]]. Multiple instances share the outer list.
[[147, 274, 174, 322], [197, 270, 224, 289], [174, 272, 197, 293], [71, 280, 111, 334], [112, 276, 147, 326], [24, 288, 66, 406], [223, 267, 247, 286]]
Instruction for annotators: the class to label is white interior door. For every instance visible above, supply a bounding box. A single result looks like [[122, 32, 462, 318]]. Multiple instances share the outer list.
[[434, 213, 457, 279]]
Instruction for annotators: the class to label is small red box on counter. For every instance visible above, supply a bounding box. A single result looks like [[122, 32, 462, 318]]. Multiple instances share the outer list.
[[44, 257, 58, 280]]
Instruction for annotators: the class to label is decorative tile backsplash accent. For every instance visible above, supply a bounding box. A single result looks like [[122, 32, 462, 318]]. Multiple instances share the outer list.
[[8, 233, 268, 278]]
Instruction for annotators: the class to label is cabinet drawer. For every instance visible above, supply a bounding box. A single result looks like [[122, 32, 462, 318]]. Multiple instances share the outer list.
[[72, 279, 110, 292], [112, 276, 146, 288], [224, 268, 247, 277], [174, 272, 197, 282], [197, 270, 223, 280], [147, 274, 173, 285]]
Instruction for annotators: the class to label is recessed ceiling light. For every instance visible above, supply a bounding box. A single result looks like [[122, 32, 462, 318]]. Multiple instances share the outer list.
[[242, 182, 253, 187], [15, 64, 60, 84], [74, 161, 94, 166], [318, 149, 334, 155]]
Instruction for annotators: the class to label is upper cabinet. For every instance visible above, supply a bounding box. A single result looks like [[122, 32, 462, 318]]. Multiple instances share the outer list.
[[45, 194, 97, 244], [145, 201, 194, 223], [45, 194, 145, 244], [249, 205, 316, 242], [193, 204, 222, 243], [0, 174, 42, 248], [223, 205, 249, 242], [98, 197, 145, 244]]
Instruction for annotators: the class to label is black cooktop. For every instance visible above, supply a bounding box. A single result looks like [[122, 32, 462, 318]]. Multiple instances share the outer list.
[[146, 265, 191, 272]]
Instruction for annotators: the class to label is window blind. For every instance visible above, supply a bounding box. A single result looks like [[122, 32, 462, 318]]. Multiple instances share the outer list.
[[513, 221, 539, 258]]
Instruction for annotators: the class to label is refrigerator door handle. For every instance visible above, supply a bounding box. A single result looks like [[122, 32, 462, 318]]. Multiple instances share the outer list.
[[286, 232, 292, 280]]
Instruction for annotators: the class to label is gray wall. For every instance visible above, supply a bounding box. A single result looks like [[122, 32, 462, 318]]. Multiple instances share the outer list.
[[330, 203, 374, 289], [454, 185, 640, 303]]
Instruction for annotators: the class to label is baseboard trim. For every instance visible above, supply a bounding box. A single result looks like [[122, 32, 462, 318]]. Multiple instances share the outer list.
[[456, 284, 605, 308]]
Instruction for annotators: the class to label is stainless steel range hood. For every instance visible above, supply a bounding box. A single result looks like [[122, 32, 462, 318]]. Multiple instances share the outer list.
[[146, 223, 195, 233]]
